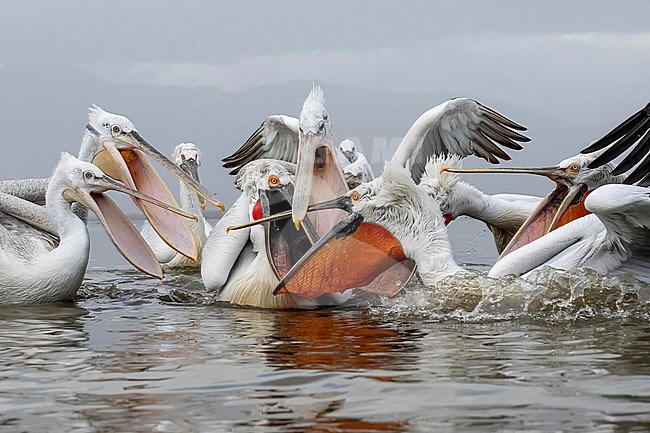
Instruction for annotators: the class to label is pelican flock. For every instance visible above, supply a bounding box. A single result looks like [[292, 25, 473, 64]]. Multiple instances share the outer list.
[[270, 100, 650, 300], [2, 89, 649, 308]]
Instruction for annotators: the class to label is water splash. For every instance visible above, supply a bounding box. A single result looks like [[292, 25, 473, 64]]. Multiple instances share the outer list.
[[371, 267, 650, 322]]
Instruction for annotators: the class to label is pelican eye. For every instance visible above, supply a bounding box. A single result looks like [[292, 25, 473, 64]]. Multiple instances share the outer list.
[[83, 170, 94, 180], [268, 175, 281, 188], [349, 191, 362, 204], [181, 154, 186, 161], [111, 125, 122, 135], [567, 163, 580, 174], [318, 122, 325, 132]]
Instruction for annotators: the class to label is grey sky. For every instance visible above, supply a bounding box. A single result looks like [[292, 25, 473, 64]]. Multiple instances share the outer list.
[[1, 1, 650, 206]]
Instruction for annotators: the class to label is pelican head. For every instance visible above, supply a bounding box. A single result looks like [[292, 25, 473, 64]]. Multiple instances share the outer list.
[[172, 142, 205, 210], [292, 86, 344, 230], [236, 159, 294, 201], [343, 164, 364, 189], [235, 159, 321, 277], [81, 106, 224, 261], [412, 155, 465, 226], [84, 105, 222, 210], [339, 139, 357, 163], [444, 149, 624, 258]]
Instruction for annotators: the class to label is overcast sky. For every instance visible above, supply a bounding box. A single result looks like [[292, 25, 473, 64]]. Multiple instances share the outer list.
[[1, 1, 650, 205]]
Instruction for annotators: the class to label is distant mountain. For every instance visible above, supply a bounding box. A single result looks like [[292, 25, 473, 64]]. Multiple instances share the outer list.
[[0, 62, 601, 214]]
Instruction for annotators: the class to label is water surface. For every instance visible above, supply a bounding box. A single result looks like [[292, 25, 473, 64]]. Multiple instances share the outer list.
[[1, 219, 650, 432]]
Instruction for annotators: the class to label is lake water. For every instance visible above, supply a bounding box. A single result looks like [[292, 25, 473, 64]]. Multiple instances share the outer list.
[[1, 218, 650, 432]]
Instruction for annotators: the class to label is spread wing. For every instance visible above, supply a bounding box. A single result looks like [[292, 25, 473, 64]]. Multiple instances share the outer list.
[[582, 102, 650, 185], [390, 98, 530, 183], [222, 115, 299, 175]]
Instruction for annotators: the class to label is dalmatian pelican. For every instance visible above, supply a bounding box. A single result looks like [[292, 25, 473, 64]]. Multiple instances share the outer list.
[[0, 153, 195, 305]]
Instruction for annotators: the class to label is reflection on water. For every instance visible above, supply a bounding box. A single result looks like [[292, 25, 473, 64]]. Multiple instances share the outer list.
[[0, 219, 650, 431], [261, 310, 423, 374]]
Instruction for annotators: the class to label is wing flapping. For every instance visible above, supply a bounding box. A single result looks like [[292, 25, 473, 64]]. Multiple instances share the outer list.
[[392, 98, 529, 183], [222, 115, 300, 175], [582, 102, 650, 185]]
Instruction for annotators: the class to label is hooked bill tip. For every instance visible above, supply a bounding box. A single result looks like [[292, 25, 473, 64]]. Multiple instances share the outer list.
[[293, 218, 302, 231], [439, 166, 449, 174], [217, 201, 226, 212]]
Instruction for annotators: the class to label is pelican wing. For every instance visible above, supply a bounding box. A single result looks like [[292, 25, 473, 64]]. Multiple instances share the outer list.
[[0, 191, 57, 236], [390, 98, 529, 183], [582, 102, 650, 186], [0, 178, 50, 205], [489, 184, 650, 281], [0, 212, 59, 266], [584, 184, 650, 280], [222, 115, 300, 175], [201, 192, 252, 291]]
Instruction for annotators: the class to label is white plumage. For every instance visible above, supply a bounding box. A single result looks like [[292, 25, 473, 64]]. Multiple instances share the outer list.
[[489, 184, 650, 281], [0, 153, 173, 305], [339, 139, 375, 188], [423, 155, 541, 253]]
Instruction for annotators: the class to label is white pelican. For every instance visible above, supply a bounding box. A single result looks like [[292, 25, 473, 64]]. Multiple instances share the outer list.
[[202, 159, 349, 308], [0, 153, 195, 305], [223, 90, 530, 239], [488, 183, 650, 280], [0, 106, 224, 260], [443, 101, 650, 260], [483, 102, 650, 279], [339, 139, 374, 188], [444, 150, 623, 258], [273, 160, 466, 299], [140, 143, 212, 267]]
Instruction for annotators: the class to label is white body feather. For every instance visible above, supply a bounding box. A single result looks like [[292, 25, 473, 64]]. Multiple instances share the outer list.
[[489, 184, 650, 281], [0, 157, 92, 304]]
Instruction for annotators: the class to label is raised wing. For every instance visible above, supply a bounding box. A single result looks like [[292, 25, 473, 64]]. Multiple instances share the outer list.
[[582, 102, 650, 185], [222, 115, 299, 175], [391, 98, 529, 182]]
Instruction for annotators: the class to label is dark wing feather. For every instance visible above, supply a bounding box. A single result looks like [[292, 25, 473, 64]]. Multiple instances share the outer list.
[[401, 98, 529, 183], [222, 115, 299, 175], [582, 102, 650, 184]]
